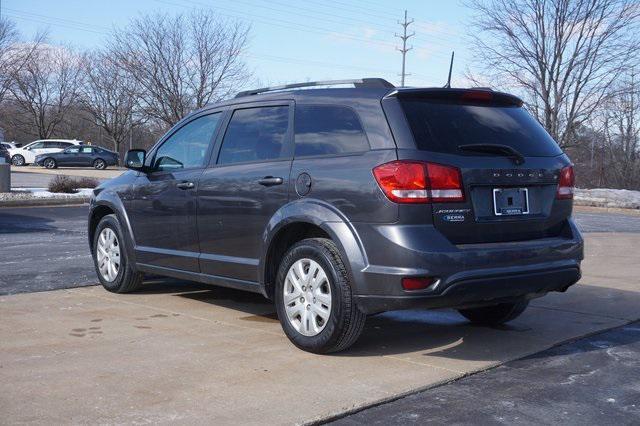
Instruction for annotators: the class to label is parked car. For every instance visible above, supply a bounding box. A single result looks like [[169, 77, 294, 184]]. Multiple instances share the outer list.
[[1, 141, 23, 150], [0, 143, 10, 164], [9, 139, 83, 166], [88, 78, 583, 353], [35, 145, 118, 170]]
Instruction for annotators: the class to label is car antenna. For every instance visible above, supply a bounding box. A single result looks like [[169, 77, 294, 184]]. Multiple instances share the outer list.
[[444, 51, 455, 88]]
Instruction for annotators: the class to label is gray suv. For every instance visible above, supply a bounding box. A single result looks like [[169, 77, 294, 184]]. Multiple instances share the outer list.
[[88, 79, 583, 353]]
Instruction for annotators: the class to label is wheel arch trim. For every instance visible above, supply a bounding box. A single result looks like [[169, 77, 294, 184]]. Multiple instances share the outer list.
[[259, 199, 369, 294], [88, 196, 138, 267]]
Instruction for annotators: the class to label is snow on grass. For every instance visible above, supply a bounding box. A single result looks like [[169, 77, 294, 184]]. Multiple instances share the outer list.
[[0, 187, 93, 202], [574, 188, 640, 209]]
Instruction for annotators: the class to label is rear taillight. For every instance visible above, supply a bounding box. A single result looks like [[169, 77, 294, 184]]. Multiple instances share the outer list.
[[373, 160, 464, 203], [556, 165, 575, 200]]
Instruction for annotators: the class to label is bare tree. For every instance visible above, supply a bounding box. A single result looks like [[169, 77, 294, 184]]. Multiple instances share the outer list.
[[109, 10, 250, 127], [0, 18, 47, 105], [80, 51, 143, 160], [0, 18, 19, 103], [8, 44, 84, 139], [467, 0, 640, 147], [599, 70, 640, 187]]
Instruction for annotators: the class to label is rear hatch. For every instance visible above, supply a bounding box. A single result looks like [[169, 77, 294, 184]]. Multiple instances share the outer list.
[[389, 89, 573, 244]]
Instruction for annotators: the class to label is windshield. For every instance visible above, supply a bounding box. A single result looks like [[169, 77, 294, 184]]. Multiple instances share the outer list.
[[400, 100, 562, 157]]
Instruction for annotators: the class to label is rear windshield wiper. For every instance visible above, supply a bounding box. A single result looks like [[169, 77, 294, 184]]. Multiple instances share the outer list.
[[457, 143, 525, 165]]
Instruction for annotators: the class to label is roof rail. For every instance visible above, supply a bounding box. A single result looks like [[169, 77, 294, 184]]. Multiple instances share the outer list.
[[235, 78, 395, 98]]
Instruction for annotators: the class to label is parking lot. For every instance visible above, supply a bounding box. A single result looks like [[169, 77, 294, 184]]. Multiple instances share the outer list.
[[1, 200, 639, 424]]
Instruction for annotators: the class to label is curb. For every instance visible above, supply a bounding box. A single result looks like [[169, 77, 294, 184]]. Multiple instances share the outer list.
[[0, 196, 90, 208]]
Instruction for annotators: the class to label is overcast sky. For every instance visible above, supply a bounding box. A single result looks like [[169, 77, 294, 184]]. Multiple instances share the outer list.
[[3, 0, 475, 89]]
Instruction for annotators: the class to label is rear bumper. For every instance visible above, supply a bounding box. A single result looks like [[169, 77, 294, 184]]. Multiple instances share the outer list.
[[355, 263, 580, 314], [349, 219, 584, 314]]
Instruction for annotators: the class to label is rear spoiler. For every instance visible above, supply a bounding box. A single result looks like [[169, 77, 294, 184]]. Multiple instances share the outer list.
[[385, 88, 523, 107]]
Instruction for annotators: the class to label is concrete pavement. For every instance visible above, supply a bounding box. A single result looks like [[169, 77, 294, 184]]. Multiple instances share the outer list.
[[1, 232, 639, 424]]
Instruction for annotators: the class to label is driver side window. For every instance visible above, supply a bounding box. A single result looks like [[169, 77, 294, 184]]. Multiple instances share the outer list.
[[154, 113, 222, 171]]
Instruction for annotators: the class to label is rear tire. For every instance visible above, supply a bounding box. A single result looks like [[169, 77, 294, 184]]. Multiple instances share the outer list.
[[43, 158, 57, 169], [94, 158, 107, 170], [275, 238, 366, 354], [458, 300, 529, 326], [92, 214, 143, 293], [11, 154, 25, 166]]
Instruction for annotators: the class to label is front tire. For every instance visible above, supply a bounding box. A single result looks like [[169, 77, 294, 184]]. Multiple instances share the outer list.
[[458, 300, 529, 326], [275, 238, 366, 354], [11, 154, 25, 166], [92, 214, 143, 293], [94, 159, 107, 170], [43, 158, 57, 169]]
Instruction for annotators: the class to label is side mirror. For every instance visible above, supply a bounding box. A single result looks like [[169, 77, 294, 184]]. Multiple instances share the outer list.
[[125, 149, 147, 171]]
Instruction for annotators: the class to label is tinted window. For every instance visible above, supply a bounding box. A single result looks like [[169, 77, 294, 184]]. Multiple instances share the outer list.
[[400, 100, 563, 157], [218, 106, 289, 165], [295, 106, 368, 157], [29, 142, 45, 149], [66, 146, 80, 153], [59, 142, 73, 148], [154, 113, 221, 171]]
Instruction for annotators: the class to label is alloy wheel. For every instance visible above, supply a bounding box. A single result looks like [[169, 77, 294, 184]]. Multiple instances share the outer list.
[[44, 158, 55, 169], [283, 258, 332, 336], [94, 159, 106, 170], [96, 227, 121, 282], [12, 155, 24, 166]]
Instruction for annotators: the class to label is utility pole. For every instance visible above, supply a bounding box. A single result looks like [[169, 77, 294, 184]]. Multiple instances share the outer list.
[[395, 10, 414, 87]]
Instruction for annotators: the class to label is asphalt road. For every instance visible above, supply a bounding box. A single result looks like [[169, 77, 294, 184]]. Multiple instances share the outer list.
[[0, 205, 638, 296], [331, 322, 640, 425], [0, 205, 94, 295]]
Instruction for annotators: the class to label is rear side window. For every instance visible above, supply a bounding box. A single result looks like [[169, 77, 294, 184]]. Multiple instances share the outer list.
[[218, 106, 289, 165], [294, 105, 368, 157], [400, 100, 562, 157], [81, 147, 93, 153]]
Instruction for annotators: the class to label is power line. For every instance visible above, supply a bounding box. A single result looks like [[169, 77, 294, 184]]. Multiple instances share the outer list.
[[395, 10, 414, 87], [168, 0, 458, 59]]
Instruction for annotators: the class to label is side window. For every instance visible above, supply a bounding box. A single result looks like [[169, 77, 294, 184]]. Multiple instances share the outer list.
[[29, 142, 45, 150], [294, 105, 368, 157], [66, 146, 80, 154], [218, 106, 289, 165], [81, 147, 93, 154], [44, 142, 62, 149], [154, 113, 222, 171]]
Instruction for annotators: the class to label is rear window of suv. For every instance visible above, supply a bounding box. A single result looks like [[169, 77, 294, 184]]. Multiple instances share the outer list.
[[400, 99, 562, 157]]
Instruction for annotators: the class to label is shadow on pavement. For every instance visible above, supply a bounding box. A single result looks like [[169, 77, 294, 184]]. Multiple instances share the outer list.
[[0, 212, 56, 233], [132, 277, 640, 363]]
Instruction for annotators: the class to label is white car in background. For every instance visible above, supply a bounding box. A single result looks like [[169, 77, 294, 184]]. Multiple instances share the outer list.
[[9, 139, 84, 166]]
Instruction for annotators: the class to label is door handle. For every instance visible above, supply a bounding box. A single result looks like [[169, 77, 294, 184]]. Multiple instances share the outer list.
[[258, 176, 284, 187], [176, 181, 195, 190]]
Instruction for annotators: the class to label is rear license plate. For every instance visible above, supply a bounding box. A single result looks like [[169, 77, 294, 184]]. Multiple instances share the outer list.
[[493, 188, 529, 216]]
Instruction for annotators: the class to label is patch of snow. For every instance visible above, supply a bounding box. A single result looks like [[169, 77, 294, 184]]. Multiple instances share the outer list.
[[0, 187, 92, 203], [574, 188, 640, 209]]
